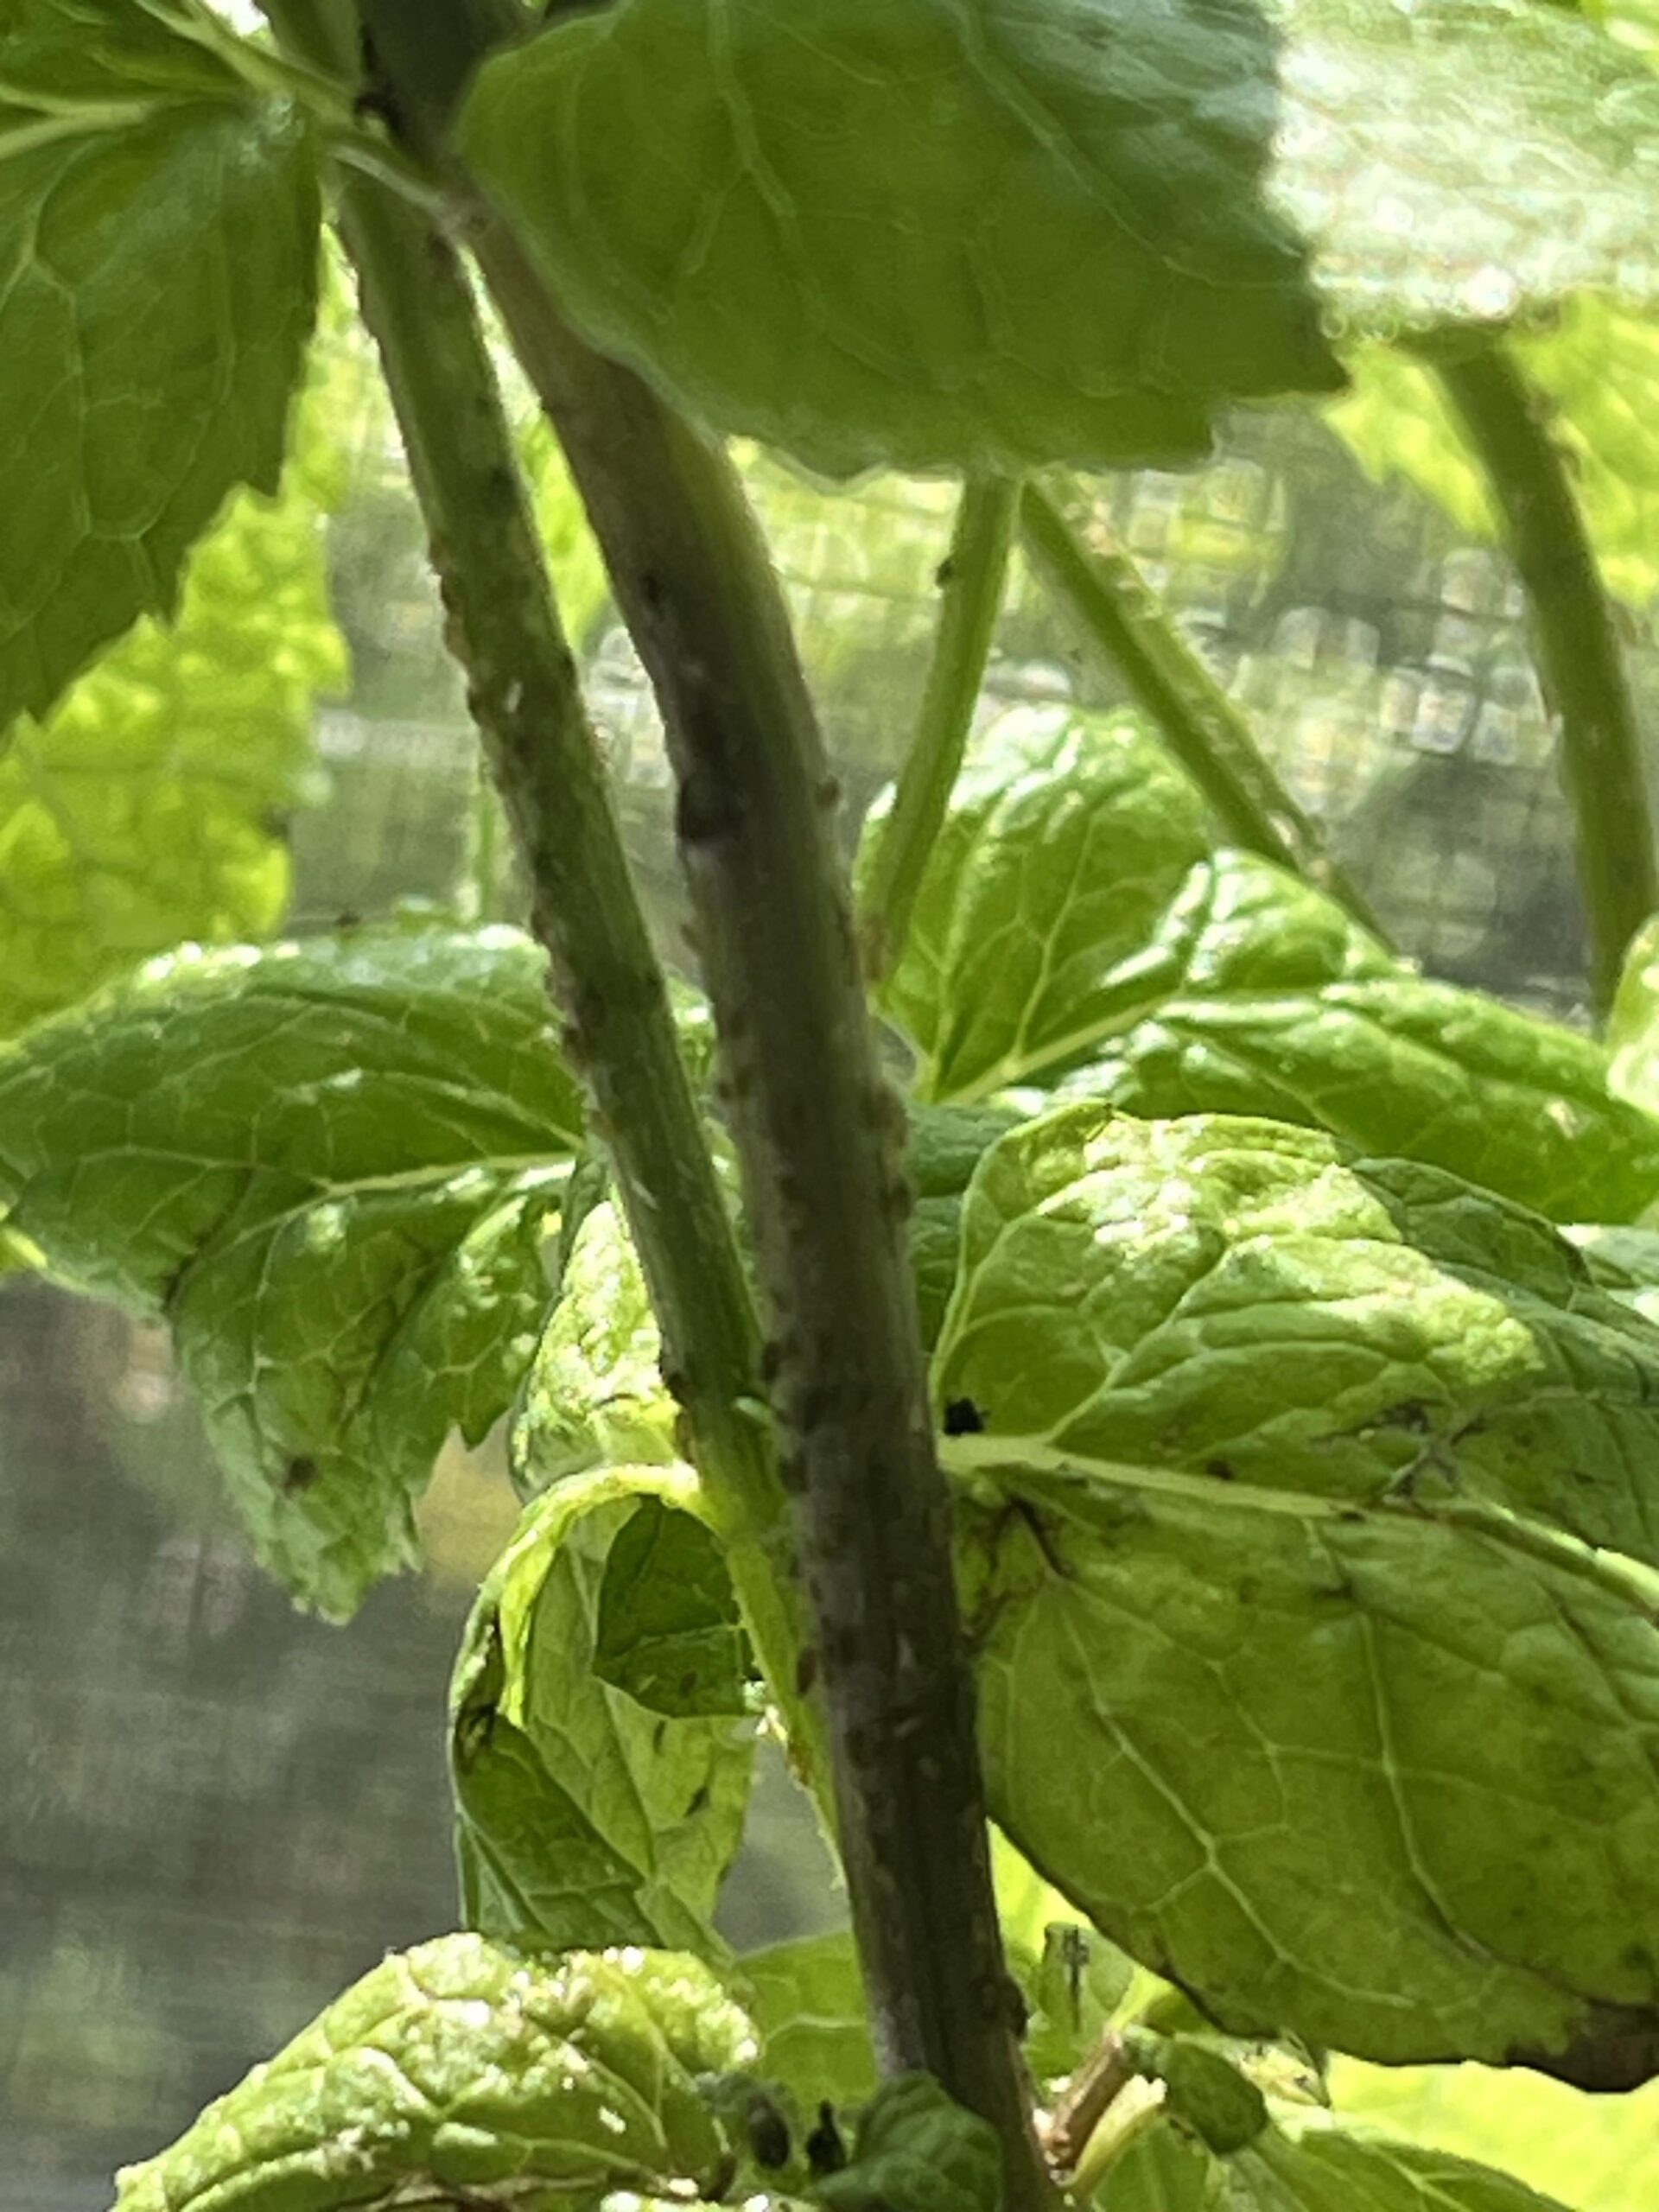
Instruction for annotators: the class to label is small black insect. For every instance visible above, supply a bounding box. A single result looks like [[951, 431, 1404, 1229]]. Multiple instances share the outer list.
[[805, 2101, 847, 2177], [943, 1396, 986, 1436], [745, 2094, 791, 2172]]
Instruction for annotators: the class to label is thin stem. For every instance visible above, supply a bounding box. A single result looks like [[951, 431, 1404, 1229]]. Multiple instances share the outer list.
[[339, 1, 1047, 2188], [1428, 339, 1657, 1019], [1021, 475, 1382, 933], [260, 0, 822, 1795], [859, 477, 1019, 982]]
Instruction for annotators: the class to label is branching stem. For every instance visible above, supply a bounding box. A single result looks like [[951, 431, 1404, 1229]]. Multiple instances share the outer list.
[[1021, 475, 1382, 933], [1428, 339, 1657, 1018], [859, 477, 1020, 981]]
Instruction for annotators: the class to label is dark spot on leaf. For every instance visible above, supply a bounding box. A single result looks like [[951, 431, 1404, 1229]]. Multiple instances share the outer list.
[[684, 1782, 710, 1819], [943, 1396, 985, 1435], [283, 1455, 318, 1496], [936, 556, 957, 588], [1205, 1457, 1236, 1481], [795, 1645, 819, 1697]]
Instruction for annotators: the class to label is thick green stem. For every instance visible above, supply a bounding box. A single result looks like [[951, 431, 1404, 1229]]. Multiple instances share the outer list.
[[1022, 475, 1382, 932], [859, 477, 1019, 981], [1429, 340, 1657, 1019], [261, 0, 819, 1792], [337, 3, 1046, 2187]]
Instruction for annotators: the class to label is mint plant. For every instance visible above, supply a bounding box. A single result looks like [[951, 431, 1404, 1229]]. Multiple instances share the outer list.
[[5, 2, 1659, 2209]]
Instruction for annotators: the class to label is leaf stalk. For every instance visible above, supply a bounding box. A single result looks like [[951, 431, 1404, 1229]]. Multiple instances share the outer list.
[[1428, 339, 1658, 1019], [1021, 475, 1382, 933]]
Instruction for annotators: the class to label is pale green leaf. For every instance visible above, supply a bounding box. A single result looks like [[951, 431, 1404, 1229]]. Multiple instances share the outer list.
[[817, 2075, 1002, 2212], [0, 9, 321, 729], [1094, 2115, 1214, 2212], [736, 1933, 878, 2114], [1227, 2120, 1574, 2210], [0, 385, 345, 1036], [945, 1109, 1659, 2081], [1328, 301, 1659, 610], [0, 923, 583, 1616], [452, 1466, 753, 1957], [1607, 912, 1659, 1118], [111, 1934, 755, 2212], [1268, 0, 1659, 340], [594, 1496, 751, 1718], [874, 705, 1659, 1224], [512, 1197, 679, 1492], [1328, 2056, 1659, 2212], [461, 0, 1338, 480]]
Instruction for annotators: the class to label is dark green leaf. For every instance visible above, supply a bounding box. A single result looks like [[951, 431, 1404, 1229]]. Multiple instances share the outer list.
[[0, 923, 582, 1616], [452, 1468, 753, 1957], [111, 1934, 756, 2212], [0, 9, 321, 729], [874, 705, 1659, 1224], [736, 1933, 878, 2115], [946, 1108, 1659, 2082], [817, 2075, 1002, 2212], [594, 1496, 750, 1717], [907, 1103, 1024, 1348], [1126, 2033, 1268, 2156], [462, 0, 1338, 480]]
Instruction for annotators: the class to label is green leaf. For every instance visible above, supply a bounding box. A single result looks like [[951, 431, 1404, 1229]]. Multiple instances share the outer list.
[[0, 378, 345, 1037], [0, 922, 583, 1616], [908, 1103, 1024, 1349], [461, 0, 1339, 480], [594, 1496, 751, 1718], [945, 1108, 1659, 2082], [512, 1197, 680, 1491], [452, 1466, 753, 1957], [1607, 912, 1659, 1120], [874, 705, 1659, 1224], [1022, 1924, 1135, 2085], [817, 2075, 1002, 2212], [1228, 2121, 1575, 2210], [1093, 2115, 1214, 2212], [1329, 300, 1659, 610], [0, 10, 321, 731], [866, 705, 1211, 1103], [1269, 0, 1659, 340], [1327, 2056, 1659, 2212], [1125, 2033, 1269, 2157], [111, 1933, 755, 2212], [736, 1932, 878, 2115]]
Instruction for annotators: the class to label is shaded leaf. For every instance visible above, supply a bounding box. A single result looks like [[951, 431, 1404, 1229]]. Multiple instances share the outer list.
[[817, 2075, 1002, 2212], [594, 1496, 750, 1717], [452, 1466, 753, 1957], [111, 1934, 755, 2212], [463, 0, 1338, 480], [0, 923, 582, 1616], [1229, 2121, 1575, 2210], [908, 1103, 1024, 1348], [0, 6, 320, 728], [945, 1108, 1659, 2082]]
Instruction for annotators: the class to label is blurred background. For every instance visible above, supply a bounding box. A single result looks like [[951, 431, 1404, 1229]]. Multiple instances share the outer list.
[[5, 296, 1659, 2207]]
